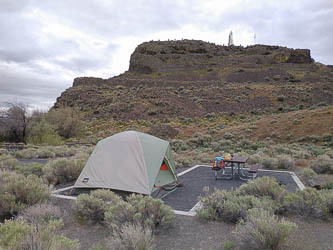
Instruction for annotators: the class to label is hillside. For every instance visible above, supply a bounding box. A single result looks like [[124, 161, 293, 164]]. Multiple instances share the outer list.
[[54, 40, 333, 123]]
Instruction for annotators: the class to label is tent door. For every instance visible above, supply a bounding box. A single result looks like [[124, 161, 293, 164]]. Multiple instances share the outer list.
[[154, 157, 177, 187]]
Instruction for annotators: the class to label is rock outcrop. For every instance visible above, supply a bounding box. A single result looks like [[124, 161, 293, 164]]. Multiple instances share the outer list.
[[129, 40, 313, 76], [54, 40, 333, 121]]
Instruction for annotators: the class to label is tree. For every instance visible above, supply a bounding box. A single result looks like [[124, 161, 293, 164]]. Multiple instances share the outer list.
[[0, 102, 29, 144], [46, 107, 84, 138]]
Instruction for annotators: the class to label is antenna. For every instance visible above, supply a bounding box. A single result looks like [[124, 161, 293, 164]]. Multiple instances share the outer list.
[[228, 31, 234, 46]]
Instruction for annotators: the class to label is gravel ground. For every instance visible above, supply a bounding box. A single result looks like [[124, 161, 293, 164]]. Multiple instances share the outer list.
[[51, 197, 333, 250], [163, 166, 299, 211]]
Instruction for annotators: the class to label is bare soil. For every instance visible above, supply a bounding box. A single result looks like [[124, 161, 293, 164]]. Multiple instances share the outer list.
[[51, 196, 333, 250]]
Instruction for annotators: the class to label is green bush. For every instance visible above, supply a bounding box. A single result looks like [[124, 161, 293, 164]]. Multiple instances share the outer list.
[[0, 218, 79, 250], [0, 154, 18, 170], [44, 154, 88, 184], [170, 139, 188, 153], [0, 148, 8, 155], [323, 190, 333, 214], [261, 157, 276, 169], [173, 154, 193, 168], [323, 182, 333, 190], [299, 168, 318, 186], [197, 188, 274, 223], [310, 155, 333, 174], [109, 223, 154, 250], [76, 189, 122, 223], [27, 119, 63, 145], [276, 155, 294, 169], [187, 132, 212, 148], [238, 176, 286, 202], [234, 208, 297, 250], [14, 148, 38, 159], [105, 194, 174, 230], [0, 171, 51, 217], [0, 219, 31, 249], [322, 133, 332, 142], [247, 153, 261, 165], [46, 107, 85, 138], [49, 146, 77, 157], [211, 140, 233, 152], [223, 132, 235, 140], [36, 147, 56, 158], [15, 163, 44, 177], [283, 188, 329, 219]]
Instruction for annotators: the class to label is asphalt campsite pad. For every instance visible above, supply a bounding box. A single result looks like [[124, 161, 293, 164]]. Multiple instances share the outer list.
[[162, 165, 299, 211]]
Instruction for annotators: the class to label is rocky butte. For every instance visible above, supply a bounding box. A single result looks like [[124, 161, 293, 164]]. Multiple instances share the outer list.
[[55, 39, 333, 121]]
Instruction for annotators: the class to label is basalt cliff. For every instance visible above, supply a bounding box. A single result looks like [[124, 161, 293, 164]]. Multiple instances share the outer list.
[[55, 40, 333, 121]]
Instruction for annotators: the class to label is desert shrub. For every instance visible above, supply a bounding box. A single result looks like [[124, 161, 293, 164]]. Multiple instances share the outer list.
[[36, 147, 56, 158], [170, 139, 188, 153], [105, 194, 174, 230], [127, 195, 174, 228], [91, 242, 109, 250], [0, 171, 51, 217], [276, 155, 294, 169], [234, 208, 297, 250], [237, 139, 259, 151], [44, 154, 88, 184], [247, 153, 261, 165], [283, 188, 329, 219], [76, 189, 122, 223], [238, 176, 286, 202], [323, 182, 333, 190], [197, 188, 274, 223], [299, 168, 318, 186], [310, 155, 333, 174], [18, 203, 62, 225], [15, 163, 44, 177], [187, 132, 212, 148], [211, 140, 233, 152], [323, 190, 333, 214], [0, 218, 79, 250], [27, 119, 63, 145], [322, 133, 332, 142], [14, 148, 38, 159], [109, 223, 154, 250], [0, 148, 8, 155], [194, 152, 213, 163], [0, 219, 32, 249], [261, 157, 276, 169], [0, 154, 18, 170], [293, 149, 311, 159], [223, 240, 236, 250], [173, 154, 193, 168], [223, 132, 235, 140], [277, 95, 285, 102], [48, 146, 77, 157]]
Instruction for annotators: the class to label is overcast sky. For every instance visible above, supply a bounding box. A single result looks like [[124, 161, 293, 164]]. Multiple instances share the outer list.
[[0, 0, 332, 110]]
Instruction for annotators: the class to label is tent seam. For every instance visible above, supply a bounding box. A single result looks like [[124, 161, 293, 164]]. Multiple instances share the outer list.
[[136, 132, 150, 194]]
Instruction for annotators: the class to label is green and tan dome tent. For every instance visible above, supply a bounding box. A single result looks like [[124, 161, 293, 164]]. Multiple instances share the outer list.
[[74, 131, 178, 195]]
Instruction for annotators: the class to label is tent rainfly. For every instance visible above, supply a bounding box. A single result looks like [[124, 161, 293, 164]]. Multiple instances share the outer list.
[[74, 131, 178, 195]]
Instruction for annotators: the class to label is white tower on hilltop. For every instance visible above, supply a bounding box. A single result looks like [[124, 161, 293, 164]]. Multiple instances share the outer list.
[[228, 31, 234, 46]]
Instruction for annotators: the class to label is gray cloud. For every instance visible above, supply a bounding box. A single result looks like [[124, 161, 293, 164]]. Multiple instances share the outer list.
[[0, 0, 332, 110]]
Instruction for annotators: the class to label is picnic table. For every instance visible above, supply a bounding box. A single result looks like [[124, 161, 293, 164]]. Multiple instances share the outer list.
[[214, 155, 258, 180]]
